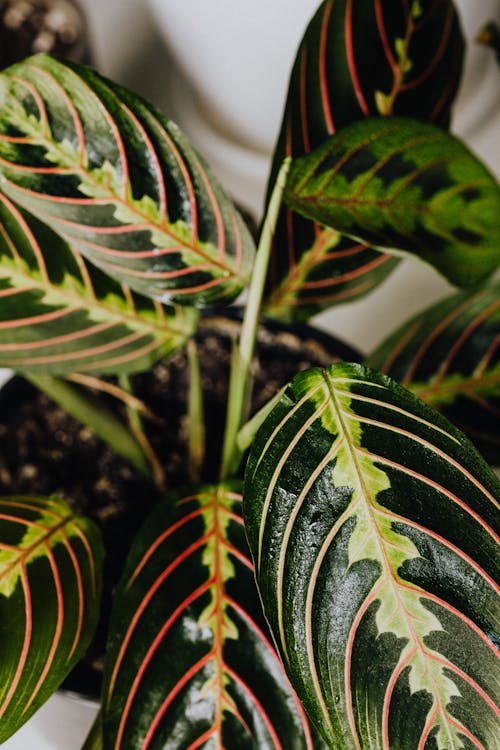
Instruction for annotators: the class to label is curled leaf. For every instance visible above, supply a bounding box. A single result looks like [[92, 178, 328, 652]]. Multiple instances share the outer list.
[[244, 363, 500, 749], [0, 54, 255, 306], [103, 483, 325, 749], [0, 495, 103, 742], [284, 117, 500, 287]]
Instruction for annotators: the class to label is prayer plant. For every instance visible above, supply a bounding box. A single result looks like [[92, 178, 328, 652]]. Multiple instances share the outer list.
[[0, 1, 498, 749]]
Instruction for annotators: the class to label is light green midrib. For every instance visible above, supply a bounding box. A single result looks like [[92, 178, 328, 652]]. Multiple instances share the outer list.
[[5, 108, 240, 279], [0, 259, 189, 340], [322, 371, 453, 737], [0, 513, 73, 585]]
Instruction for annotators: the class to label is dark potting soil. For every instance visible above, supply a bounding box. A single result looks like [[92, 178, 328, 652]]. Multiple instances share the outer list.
[[0, 314, 360, 697]]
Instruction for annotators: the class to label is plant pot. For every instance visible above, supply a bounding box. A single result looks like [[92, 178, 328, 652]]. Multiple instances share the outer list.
[[0, 313, 360, 749]]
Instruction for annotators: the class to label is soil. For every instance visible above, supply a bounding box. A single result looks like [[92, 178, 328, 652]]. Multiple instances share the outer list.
[[0, 313, 360, 697]]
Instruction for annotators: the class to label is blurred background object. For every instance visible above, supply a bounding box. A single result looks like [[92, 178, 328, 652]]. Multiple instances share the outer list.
[[0, 0, 91, 66]]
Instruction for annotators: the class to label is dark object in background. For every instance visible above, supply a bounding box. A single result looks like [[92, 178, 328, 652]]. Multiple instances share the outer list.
[[0, 0, 91, 68], [477, 21, 500, 66]]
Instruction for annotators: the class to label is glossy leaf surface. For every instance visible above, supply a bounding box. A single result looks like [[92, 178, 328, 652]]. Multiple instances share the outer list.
[[103, 483, 324, 750], [0, 495, 103, 742], [264, 0, 464, 320], [366, 282, 500, 465], [284, 117, 500, 288], [244, 363, 500, 749], [0, 54, 255, 306], [0, 191, 198, 374]]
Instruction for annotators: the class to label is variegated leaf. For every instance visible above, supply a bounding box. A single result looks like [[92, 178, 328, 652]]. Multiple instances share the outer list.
[[284, 117, 500, 288], [366, 282, 500, 465], [0, 495, 103, 743], [0, 191, 198, 374], [264, 0, 464, 320], [244, 363, 500, 749], [102, 483, 325, 750], [0, 54, 255, 306]]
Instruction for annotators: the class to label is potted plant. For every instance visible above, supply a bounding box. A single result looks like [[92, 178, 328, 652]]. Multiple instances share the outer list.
[[0, 1, 498, 749]]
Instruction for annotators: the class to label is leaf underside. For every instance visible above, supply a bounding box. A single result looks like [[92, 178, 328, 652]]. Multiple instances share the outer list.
[[0, 495, 103, 743], [366, 282, 500, 465], [264, 0, 464, 320], [0, 54, 255, 307], [284, 117, 500, 288], [103, 483, 325, 750], [0, 192, 198, 375], [244, 363, 500, 750]]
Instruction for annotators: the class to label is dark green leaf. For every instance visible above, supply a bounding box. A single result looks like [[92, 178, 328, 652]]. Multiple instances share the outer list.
[[244, 362, 500, 749], [0, 54, 255, 306], [264, 0, 464, 320], [0, 192, 198, 374], [284, 117, 500, 287], [102, 483, 325, 749], [0, 495, 103, 743], [366, 282, 500, 465]]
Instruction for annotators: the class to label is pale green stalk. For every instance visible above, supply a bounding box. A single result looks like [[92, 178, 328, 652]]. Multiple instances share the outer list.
[[119, 374, 166, 490], [80, 710, 103, 750], [187, 338, 205, 483], [27, 373, 151, 478], [220, 157, 291, 480]]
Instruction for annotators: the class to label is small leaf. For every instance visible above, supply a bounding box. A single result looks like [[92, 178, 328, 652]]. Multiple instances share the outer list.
[[264, 0, 464, 320], [0, 495, 103, 742], [284, 117, 500, 287], [244, 363, 500, 749], [0, 192, 198, 375], [366, 282, 500, 465], [0, 54, 255, 306], [102, 483, 325, 749]]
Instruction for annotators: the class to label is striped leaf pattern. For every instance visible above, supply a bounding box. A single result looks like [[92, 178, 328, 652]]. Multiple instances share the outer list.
[[0, 495, 103, 743], [0, 191, 198, 374], [0, 54, 255, 306], [264, 0, 464, 320], [284, 117, 500, 288], [244, 363, 500, 749], [102, 483, 325, 750], [366, 282, 500, 465]]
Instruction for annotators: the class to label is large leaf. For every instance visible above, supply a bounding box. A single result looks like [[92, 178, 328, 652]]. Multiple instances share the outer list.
[[102, 483, 325, 749], [284, 117, 500, 288], [264, 0, 464, 320], [0, 54, 255, 306], [0, 190, 198, 374], [366, 282, 500, 465], [0, 495, 103, 742], [244, 363, 500, 749]]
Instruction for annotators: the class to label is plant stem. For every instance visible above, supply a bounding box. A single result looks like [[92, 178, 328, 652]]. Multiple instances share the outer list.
[[235, 386, 287, 462], [187, 338, 205, 483], [27, 373, 151, 478], [119, 374, 166, 490], [220, 156, 291, 480], [80, 710, 103, 750]]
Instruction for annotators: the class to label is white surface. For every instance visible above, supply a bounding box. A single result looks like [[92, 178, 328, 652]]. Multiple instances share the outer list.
[[2, 692, 98, 750], [2, 1, 500, 747]]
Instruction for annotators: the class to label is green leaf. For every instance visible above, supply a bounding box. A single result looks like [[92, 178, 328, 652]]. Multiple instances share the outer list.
[[284, 117, 500, 288], [0, 495, 103, 743], [244, 363, 500, 749], [102, 483, 325, 749], [366, 282, 500, 465], [0, 191, 198, 375], [264, 0, 464, 320], [0, 54, 255, 306]]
